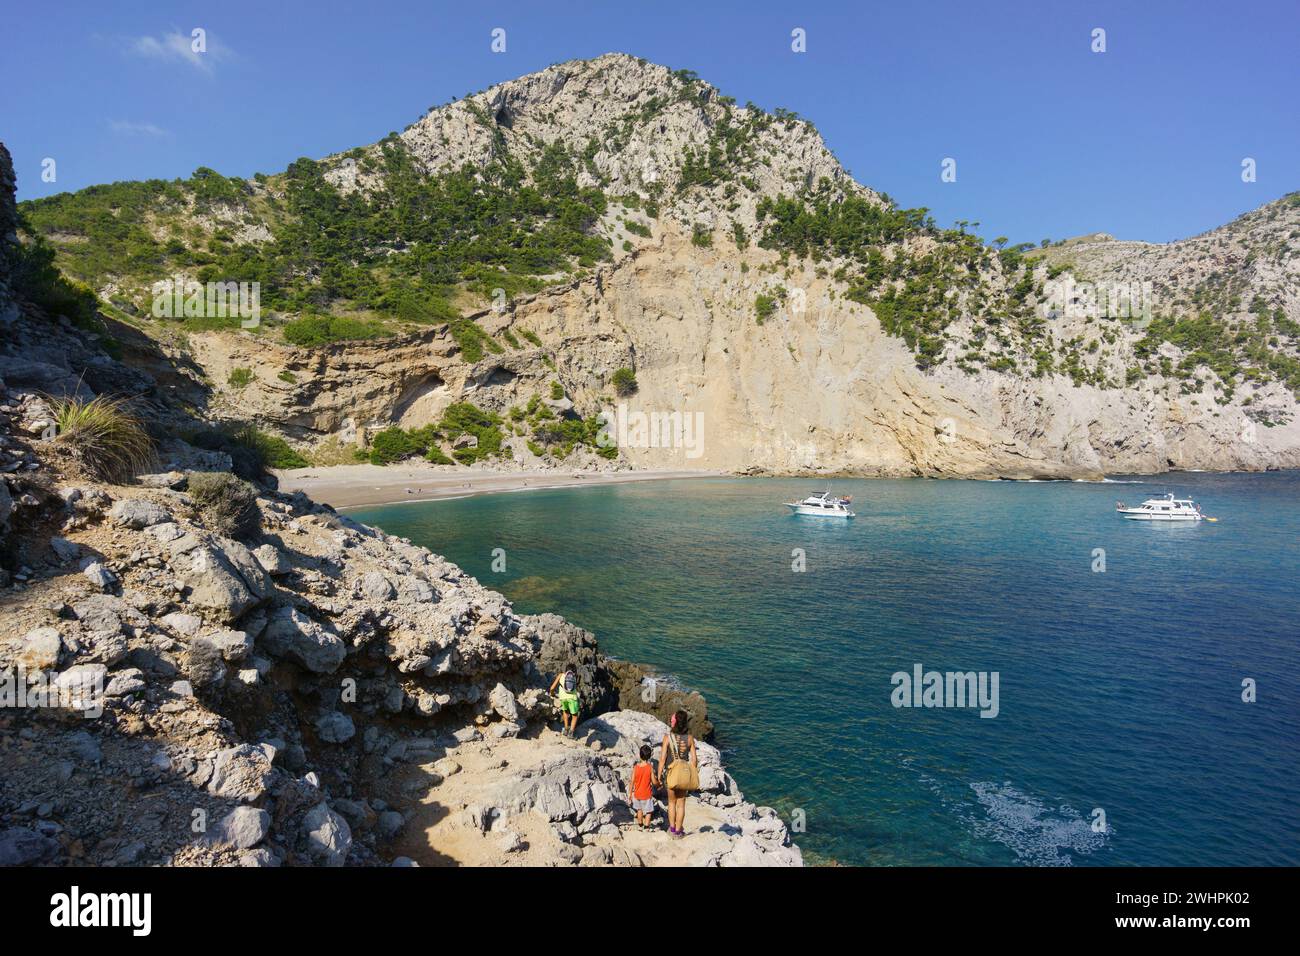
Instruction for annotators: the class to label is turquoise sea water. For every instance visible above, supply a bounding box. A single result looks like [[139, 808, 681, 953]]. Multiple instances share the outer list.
[[351, 473, 1300, 866]]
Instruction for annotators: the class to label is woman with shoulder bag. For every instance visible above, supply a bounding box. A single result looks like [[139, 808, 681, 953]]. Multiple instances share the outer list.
[[659, 709, 699, 838]]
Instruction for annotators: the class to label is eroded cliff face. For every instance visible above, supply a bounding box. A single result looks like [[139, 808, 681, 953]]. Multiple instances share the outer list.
[[496, 226, 1300, 477], [180, 220, 1300, 479]]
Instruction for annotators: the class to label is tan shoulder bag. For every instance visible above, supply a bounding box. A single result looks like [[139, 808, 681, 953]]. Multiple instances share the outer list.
[[665, 733, 700, 791]]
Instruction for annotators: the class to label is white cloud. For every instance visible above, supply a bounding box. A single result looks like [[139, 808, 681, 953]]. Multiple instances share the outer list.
[[126, 29, 233, 74], [109, 119, 170, 137]]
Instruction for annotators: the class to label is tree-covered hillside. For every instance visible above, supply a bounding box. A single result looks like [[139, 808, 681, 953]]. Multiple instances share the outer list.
[[13, 54, 1300, 405]]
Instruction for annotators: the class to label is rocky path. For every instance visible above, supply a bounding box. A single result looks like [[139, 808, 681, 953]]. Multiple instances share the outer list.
[[391, 718, 799, 867]]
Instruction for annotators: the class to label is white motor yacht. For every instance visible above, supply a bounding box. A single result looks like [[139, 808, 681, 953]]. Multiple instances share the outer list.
[[1115, 493, 1210, 521], [786, 490, 856, 518]]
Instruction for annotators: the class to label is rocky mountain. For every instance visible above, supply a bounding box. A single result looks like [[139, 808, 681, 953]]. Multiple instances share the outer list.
[[13, 52, 1300, 478]]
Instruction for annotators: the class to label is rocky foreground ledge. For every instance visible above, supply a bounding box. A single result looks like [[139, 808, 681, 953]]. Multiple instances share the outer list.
[[0, 381, 799, 867]]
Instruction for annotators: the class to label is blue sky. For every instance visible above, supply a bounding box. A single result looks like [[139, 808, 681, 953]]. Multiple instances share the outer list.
[[4, 0, 1297, 243]]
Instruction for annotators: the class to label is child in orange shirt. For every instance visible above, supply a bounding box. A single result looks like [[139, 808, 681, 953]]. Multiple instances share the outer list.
[[629, 744, 657, 827]]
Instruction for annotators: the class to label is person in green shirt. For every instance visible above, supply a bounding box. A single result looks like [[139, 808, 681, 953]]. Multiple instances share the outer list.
[[548, 663, 581, 738]]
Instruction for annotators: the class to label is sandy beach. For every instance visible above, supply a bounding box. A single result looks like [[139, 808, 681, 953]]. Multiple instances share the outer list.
[[274, 463, 722, 510]]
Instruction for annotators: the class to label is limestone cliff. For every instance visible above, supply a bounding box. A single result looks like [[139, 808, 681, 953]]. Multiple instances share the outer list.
[[173, 216, 1300, 479]]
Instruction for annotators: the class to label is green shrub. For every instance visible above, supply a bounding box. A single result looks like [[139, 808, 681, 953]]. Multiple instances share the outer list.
[[282, 315, 384, 347], [238, 428, 309, 469], [10, 228, 99, 326], [527, 412, 611, 459], [612, 367, 638, 396], [188, 471, 261, 539], [188, 167, 248, 211], [755, 183, 927, 258], [363, 423, 457, 466], [382, 281, 459, 325], [49, 395, 155, 483], [550, 380, 565, 400], [755, 293, 778, 324], [519, 328, 543, 347], [691, 225, 713, 248], [368, 427, 424, 465], [228, 367, 253, 388], [189, 424, 307, 475], [450, 319, 502, 362], [440, 402, 506, 464]]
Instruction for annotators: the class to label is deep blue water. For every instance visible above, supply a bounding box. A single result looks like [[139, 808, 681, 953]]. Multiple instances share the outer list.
[[351, 473, 1300, 866]]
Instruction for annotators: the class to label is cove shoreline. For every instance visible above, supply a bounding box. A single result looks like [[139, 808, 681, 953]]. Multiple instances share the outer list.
[[275, 464, 723, 511]]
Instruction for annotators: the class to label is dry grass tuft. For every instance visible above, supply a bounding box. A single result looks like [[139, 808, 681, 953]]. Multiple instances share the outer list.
[[49, 395, 155, 483]]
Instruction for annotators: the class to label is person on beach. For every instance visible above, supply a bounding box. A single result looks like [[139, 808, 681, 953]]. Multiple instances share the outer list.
[[629, 744, 658, 827], [549, 663, 581, 738], [659, 710, 699, 838]]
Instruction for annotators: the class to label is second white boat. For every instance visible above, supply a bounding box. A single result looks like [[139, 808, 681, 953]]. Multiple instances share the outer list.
[[1115, 493, 1206, 521], [786, 491, 856, 518]]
